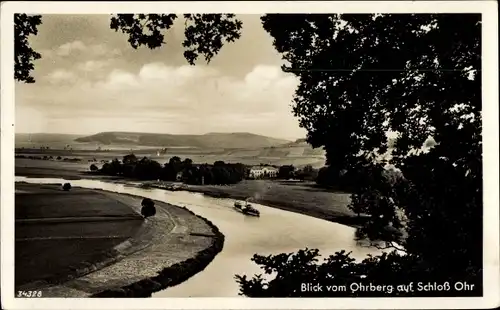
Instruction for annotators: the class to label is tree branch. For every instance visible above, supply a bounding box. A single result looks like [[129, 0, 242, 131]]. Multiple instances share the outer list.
[[359, 240, 408, 254], [375, 241, 407, 253]]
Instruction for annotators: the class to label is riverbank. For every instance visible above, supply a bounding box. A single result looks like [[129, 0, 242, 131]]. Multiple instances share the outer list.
[[16, 161, 367, 229], [15, 183, 145, 291], [15, 182, 225, 297], [177, 181, 369, 227], [91, 208, 224, 297]]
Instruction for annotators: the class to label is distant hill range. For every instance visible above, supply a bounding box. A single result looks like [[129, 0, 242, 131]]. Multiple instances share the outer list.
[[15, 132, 325, 167], [73, 132, 292, 149], [16, 133, 84, 143]]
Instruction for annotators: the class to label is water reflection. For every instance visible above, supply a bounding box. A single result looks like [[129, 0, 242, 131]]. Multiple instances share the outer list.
[[15, 176, 383, 297]]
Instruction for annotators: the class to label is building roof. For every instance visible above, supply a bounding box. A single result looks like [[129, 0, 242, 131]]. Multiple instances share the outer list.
[[250, 166, 264, 171], [250, 166, 278, 171]]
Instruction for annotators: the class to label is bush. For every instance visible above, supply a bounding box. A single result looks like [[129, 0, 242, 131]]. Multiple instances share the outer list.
[[141, 198, 156, 218], [62, 183, 72, 191], [89, 164, 98, 171]]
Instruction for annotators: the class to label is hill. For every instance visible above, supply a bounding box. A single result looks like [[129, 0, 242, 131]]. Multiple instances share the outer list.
[[16, 133, 84, 143], [74, 132, 291, 149], [222, 138, 325, 160]]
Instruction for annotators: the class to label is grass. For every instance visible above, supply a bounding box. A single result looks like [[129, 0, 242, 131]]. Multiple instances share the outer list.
[[15, 183, 144, 289], [15, 184, 141, 219], [15, 145, 326, 169], [183, 179, 367, 227], [16, 157, 364, 227], [16, 238, 129, 287], [15, 182, 223, 297]]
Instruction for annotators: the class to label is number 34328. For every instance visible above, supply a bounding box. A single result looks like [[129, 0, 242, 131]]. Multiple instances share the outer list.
[[17, 290, 43, 298]]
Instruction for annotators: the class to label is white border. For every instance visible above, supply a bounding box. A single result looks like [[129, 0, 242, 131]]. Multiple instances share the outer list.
[[1, 1, 499, 309]]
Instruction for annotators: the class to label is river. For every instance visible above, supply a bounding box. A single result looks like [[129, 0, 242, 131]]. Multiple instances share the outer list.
[[15, 176, 384, 297]]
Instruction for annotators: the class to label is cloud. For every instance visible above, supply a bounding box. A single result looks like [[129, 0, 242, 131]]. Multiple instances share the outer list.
[[56, 40, 87, 56], [100, 69, 139, 89], [44, 40, 122, 58], [47, 69, 78, 84], [76, 60, 108, 72], [17, 63, 306, 138], [133, 63, 219, 84], [89, 44, 121, 57]]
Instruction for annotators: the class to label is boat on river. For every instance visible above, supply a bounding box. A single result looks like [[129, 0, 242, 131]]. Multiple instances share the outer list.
[[234, 200, 260, 217]]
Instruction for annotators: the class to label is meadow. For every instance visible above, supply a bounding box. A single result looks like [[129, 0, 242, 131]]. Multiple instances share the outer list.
[[15, 183, 144, 289], [14, 136, 363, 228]]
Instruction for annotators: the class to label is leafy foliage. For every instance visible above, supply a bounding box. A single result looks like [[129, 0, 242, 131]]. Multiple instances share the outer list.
[[14, 14, 42, 83], [278, 165, 295, 179], [98, 155, 246, 185], [234, 13, 482, 297], [235, 247, 480, 297], [14, 13, 242, 82], [110, 13, 242, 64], [110, 14, 178, 49], [122, 153, 138, 165], [182, 14, 243, 64], [13, 12, 483, 297]]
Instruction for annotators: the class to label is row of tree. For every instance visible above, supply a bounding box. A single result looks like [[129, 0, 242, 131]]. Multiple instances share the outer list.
[[98, 154, 247, 185], [16, 154, 82, 162], [278, 164, 318, 181], [97, 153, 321, 184]]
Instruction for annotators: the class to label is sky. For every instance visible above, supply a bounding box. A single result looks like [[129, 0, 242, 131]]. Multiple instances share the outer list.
[[15, 14, 307, 140]]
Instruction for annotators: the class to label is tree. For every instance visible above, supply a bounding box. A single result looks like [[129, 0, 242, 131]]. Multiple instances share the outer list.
[[234, 13, 482, 297], [213, 160, 225, 166], [15, 13, 482, 297], [168, 156, 182, 165], [167, 156, 183, 177], [183, 158, 193, 167], [123, 153, 138, 165], [278, 165, 295, 179], [297, 164, 317, 181], [134, 157, 162, 180], [14, 14, 242, 83], [15, 14, 42, 83]]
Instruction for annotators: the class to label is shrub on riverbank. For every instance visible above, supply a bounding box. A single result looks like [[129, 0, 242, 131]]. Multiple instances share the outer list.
[[141, 198, 156, 218], [62, 183, 72, 191]]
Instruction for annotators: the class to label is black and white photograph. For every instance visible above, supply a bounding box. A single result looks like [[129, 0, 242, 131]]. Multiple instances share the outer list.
[[1, 1, 499, 309]]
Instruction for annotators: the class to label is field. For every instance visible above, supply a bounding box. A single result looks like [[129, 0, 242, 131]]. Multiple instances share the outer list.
[[15, 183, 145, 289], [15, 132, 326, 169], [15, 133, 360, 232], [15, 148, 325, 169], [15, 156, 364, 228], [184, 180, 364, 227]]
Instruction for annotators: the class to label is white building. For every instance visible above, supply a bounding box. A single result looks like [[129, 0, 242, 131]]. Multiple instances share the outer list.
[[249, 166, 278, 179]]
